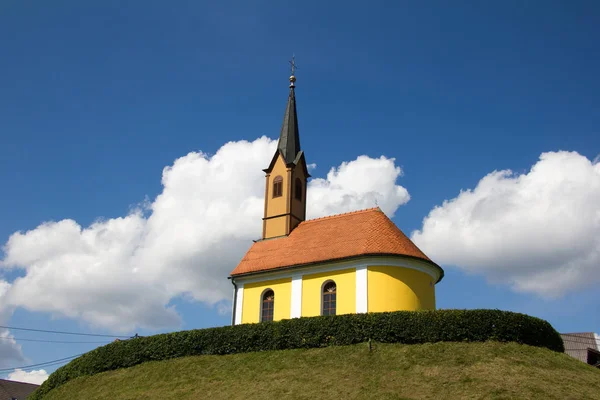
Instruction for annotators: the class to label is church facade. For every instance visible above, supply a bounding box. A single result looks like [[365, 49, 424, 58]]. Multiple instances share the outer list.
[[229, 73, 444, 325]]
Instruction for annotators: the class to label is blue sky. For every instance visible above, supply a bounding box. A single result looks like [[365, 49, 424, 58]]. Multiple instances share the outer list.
[[1, 1, 599, 381]]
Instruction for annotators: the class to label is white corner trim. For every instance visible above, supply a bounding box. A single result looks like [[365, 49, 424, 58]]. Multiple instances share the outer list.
[[290, 275, 303, 318], [355, 265, 368, 313], [234, 284, 244, 325], [595, 333, 600, 351]]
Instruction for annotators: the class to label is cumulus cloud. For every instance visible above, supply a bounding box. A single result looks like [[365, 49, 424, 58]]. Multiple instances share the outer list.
[[412, 151, 600, 297], [1, 137, 409, 332], [7, 368, 49, 385], [0, 281, 25, 368], [309, 155, 409, 219], [0, 328, 25, 369]]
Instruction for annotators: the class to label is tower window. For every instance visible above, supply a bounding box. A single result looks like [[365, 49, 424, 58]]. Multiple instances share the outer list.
[[322, 281, 336, 316], [295, 178, 302, 201], [273, 176, 283, 198], [261, 289, 275, 322]]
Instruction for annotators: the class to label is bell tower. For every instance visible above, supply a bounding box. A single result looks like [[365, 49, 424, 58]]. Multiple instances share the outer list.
[[262, 61, 310, 239]]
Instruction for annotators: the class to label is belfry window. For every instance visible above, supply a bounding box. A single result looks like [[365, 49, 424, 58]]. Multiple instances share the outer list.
[[295, 178, 302, 201], [322, 281, 336, 316], [273, 176, 283, 198], [261, 289, 274, 322]]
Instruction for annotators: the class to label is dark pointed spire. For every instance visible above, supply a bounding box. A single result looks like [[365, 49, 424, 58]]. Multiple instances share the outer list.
[[277, 57, 301, 164]]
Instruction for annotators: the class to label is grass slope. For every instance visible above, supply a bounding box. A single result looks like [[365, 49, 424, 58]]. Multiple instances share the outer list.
[[42, 342, 599, 400]]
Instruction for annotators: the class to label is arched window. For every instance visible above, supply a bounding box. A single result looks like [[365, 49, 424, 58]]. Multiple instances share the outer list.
[[261, 289, 274, 322], [322, 281, 336, 316], [295, 178, 302, 201], [273, 176, 283, 198]]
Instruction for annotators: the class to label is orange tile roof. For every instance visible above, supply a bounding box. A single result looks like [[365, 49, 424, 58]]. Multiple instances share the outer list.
[[231, 207, 443, 281]]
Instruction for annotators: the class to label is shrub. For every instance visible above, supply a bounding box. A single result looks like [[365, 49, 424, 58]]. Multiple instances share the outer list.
[[30, 309, 563, 399]]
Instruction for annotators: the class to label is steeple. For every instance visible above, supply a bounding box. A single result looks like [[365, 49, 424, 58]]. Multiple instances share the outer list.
[[263, 56, 309, 175], [277, 74, 301, 164], [261, 58, 310, 240]]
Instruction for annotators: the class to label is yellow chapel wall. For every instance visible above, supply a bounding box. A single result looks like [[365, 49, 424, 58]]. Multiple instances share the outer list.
[[290, 164, 306, 224], [264, 216, 289, 239], [265, 155, 289, 217], [301, 269, 356, 317], [241, 278, 292, 324], [264, 154, 291, 238], [367, 266, 435, 312]]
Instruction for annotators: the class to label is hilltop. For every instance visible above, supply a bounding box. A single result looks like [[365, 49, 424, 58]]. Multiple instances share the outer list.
[[40, 341, 600, 399]]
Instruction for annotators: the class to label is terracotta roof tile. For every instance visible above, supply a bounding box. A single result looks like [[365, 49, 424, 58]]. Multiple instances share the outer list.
[[231, 208, 442, 279]]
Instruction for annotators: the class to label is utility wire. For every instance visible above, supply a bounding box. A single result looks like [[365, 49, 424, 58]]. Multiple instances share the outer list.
[[5, 359, 75, 373], [0, 354, 84, 373], [0, 325, 130, 338], [0, 337, 111, 344], [0, 355, 81, 372]]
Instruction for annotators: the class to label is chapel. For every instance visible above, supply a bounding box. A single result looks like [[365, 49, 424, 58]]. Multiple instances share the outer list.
[[229, 69, 444, 325]]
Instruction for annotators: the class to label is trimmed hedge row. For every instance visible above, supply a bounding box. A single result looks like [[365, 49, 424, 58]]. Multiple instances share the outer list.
[[31, 309, 563, 399]]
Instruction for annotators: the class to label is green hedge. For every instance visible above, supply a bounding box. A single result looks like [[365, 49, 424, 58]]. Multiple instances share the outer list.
[[31, 309, 563, 399]]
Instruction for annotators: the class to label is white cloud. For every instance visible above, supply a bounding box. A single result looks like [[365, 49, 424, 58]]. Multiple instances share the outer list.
[[309, 155, 409, 219], [1, 137, 409, 332], [0, 281, 25, 368], [0, 328, 25, 369], [412, 151, 600, 297], [7, 368, 49, 385]]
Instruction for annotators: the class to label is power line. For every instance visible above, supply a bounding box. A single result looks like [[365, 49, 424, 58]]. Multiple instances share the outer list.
[[0, 325, 130, 339], [0, 337, 111, 344], [4, 361, 72, 373], [6, 359, 75, 373], [0, 354, 84, 373], [0, 354, 82, 372]]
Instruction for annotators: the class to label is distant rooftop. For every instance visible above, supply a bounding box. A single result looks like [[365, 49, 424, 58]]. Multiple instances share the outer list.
[[560, 332, 600, 367], [0, 378, 40, 400]]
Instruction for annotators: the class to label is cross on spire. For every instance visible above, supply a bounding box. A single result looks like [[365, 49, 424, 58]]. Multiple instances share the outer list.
[[289, 54, 297, 76], [288, 55, 297, 87], [275, 55, 301, 163]]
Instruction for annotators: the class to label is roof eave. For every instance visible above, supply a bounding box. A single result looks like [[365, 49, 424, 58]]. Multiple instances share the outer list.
[[290, 151, 311, 178], [262, 149, 285, 174], [230, 253, 444, 283], [262, 149, 311, 177]]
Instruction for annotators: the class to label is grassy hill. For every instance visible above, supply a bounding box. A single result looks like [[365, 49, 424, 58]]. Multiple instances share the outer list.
[[40, 341, 600, 400]]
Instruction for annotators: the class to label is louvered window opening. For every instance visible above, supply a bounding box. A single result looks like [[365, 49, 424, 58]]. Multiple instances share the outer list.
[[273, 176, 283, 198], [295, 178, 302, 201]]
